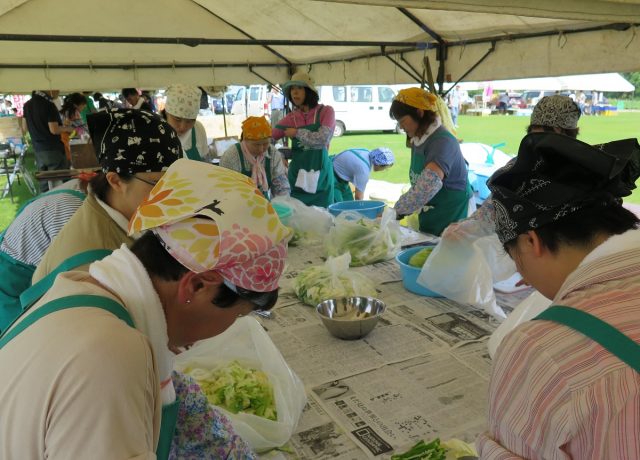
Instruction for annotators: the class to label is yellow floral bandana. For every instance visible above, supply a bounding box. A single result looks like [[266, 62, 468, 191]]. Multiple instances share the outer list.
[[394, 87, 438, 112], [241, 116, 272, 140], [129, 159, 291, 291]]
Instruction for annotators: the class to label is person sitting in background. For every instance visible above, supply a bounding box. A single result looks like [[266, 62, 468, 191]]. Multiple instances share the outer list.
[[332, 147, 394, 202], [161, 84, 209, 161], [122, 88, 154, 112], [478, 132, 640, 459], [0, 179, 88, 331], [0, 158, 290, 458], [221, 116, 290, 199]]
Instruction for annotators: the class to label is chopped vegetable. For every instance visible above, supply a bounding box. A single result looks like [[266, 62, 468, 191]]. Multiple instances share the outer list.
[[326, 216, 400, 266], [293, 255, 376, 306], [185, 361, 277, 421], [391, 439, 447, 460], [408, 247, 434, 268]]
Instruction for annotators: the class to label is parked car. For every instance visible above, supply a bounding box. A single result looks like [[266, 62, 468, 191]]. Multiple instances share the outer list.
[[210, 97, 225, 114], [230, 85, 269, 118], [317, 85, 399, 136]]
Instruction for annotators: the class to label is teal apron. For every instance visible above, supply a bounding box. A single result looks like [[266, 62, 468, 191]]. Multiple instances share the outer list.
[[184, 127, 204, 161], [0, 294, 180, 459], [332, 149, 370, 203], [0, 189, 86, 332], [410, 130, 472, 236], [276, 106, 334, 207], [534, 305, 640, 374], [235, 143, 272, 199]]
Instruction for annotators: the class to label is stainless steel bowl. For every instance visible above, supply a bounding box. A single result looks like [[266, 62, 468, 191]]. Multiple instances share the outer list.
[[316, 297, 386, 340]]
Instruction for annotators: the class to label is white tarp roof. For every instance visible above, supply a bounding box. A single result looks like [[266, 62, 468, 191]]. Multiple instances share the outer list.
[[0, 0, 639, 91], [469, 73, 636, 92]]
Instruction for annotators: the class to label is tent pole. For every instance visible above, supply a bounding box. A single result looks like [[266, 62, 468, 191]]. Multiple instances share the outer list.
[[249, 67, 277, 87], [443, 42, 496, 97], [384, 55, 421, 82], [399, 54, 422, 82]]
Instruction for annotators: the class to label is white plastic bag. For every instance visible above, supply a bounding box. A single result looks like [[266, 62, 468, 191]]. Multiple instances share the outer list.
[[326, 208, 401, 266], [487, 290, 552, 357], [174, 316, 307, 452], [293, 253, 377, 306], [271, 195, 333, 245], [417, 219, 515, 319]]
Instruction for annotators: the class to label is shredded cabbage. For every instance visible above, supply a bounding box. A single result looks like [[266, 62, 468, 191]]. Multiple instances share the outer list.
[[185, 361, 277, 421]]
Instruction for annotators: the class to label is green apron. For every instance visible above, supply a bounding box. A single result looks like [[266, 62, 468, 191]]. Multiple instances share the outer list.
[[0, 294, 180, 459], [410, 130, 472, 236], [184, 127, 204, 161], [276, 106, 334, 207], [332, 149, 370, 203], [534, 305, 640, 374], [0, 189, 86, 332], [235, 143, 272, 199]]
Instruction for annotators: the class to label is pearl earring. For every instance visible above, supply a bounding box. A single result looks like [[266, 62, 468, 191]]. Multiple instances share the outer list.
[[186, 299, 191, 304]]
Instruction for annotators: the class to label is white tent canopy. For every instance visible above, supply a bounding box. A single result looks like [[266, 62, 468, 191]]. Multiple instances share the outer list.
[[0, 0, 639, 91], [472, 73, 636, 92]]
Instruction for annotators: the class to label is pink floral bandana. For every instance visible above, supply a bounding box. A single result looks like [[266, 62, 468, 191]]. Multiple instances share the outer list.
[[129, 159, 291, 291]]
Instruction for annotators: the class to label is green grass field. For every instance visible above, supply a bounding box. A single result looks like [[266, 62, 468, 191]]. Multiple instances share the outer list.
[[329, 111, 640, 203], [1, 111, 639, 229]]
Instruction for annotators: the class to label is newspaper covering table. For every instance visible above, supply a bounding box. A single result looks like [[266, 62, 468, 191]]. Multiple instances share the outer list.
[[256, 229, 532, 459]]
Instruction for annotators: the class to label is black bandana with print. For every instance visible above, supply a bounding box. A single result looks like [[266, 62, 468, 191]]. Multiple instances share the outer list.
[[87, 108, 182, 174], [488, 133, 640, 244]]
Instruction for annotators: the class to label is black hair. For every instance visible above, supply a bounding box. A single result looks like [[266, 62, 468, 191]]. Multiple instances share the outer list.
[[504, 203, 639, 254], [287, 86, 319, 109], [526, 124, 580, 139], [88, 171, 134, 202], [60, 92, 87, 118], [131, 231, 278, 311], [93, 92, 103, 101], [389, 100, 437, 135], [122, 88, 138, 98]]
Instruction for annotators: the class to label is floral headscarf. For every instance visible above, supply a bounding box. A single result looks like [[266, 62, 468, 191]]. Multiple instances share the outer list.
[[129, 159, 291, 291], [241, 116, 272, 140]]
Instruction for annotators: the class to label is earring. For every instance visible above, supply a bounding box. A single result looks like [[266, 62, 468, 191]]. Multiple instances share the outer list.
[[186, 299, 191, 304]]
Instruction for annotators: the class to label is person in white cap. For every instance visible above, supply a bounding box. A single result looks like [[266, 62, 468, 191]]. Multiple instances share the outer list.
[[162, 84, 209, 161]]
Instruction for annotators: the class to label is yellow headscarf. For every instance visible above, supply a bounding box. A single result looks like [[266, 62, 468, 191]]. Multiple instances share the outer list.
[[241, 116, 272, 141], [394, 88, 438, 112]]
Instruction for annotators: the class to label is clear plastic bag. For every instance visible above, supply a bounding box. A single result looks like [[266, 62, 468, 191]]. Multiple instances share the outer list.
[[417, 219, 515, 319], [293, 253, 376, 306], [271, 195, 333, 245], [326, 208, 401, 266], [174, 317, 307, 452]]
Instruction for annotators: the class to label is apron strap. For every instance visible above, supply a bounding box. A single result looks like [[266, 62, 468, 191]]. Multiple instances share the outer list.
[[184, 127, 203, 161], [20, 249, 113, 310], [157, 399, 180, 460], [0, 294, 134, 349], [534, 305, 640, 374], [235, 143, 249, 176]]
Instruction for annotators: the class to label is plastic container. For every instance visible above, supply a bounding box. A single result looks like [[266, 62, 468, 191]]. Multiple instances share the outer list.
[[327, 200, 386, 219], [272, 202, 293, 225], [395, 246, 442, 297]]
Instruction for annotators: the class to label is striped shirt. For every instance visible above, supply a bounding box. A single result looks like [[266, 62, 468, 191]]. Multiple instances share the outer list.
[[1, 191, 84, 266], [478, 229, 640, 460]]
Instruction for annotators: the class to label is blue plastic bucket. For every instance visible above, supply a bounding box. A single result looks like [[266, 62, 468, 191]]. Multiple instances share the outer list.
[[327, 200, 386, 219], [395, 246, 442, 297]]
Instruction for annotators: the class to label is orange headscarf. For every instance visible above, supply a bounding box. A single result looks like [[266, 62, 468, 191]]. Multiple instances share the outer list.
[[394, 88, 438, 112], [241, 116, 272, 140]]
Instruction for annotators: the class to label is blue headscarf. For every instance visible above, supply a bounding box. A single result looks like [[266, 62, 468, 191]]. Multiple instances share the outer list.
[[369, 147, 395, 166]]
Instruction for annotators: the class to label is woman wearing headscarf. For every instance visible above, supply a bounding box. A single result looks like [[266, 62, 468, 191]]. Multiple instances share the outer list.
[[31, 108, 182, 284], [220, 115, 290, 199], [477, 133, 640, 459], [390, 87, 471, 236], [272, 71, 335, 207], [162, 84, 209, 161], [332, 147, 395, 202], [0, 158, 290, 459]]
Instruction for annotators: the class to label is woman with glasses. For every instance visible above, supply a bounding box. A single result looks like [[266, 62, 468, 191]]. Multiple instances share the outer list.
[[32, 108, 182, 283]]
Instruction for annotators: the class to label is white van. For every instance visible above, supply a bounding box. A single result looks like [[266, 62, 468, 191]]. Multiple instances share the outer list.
[[317, 85, 399, 136], [230, 85, 269, 118]]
